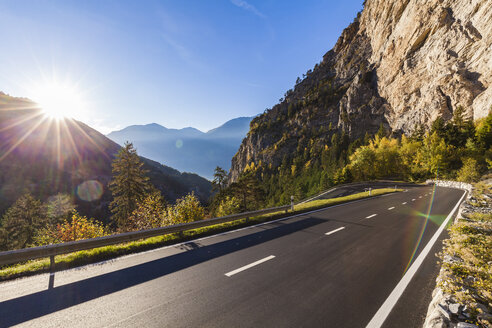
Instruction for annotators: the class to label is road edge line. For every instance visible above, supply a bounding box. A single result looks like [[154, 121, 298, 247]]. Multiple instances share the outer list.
[[365, 190, 467, 328]]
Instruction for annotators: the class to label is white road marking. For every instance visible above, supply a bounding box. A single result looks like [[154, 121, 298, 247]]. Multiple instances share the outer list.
[[388, 207, 395, 210], [365, 190, 467, 328], [402, 202, 407, 205], [225, 255, 276, 277], [366, 214, 377, 219], [412, 199, 416, 201], [42, 188, 403, 278], [419, 196, 422, 199], [325, 227, 345, 236]]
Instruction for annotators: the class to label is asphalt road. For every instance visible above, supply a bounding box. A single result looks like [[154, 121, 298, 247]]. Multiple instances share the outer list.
[[299, 181, 419, 203], [0, 185, 465, 328]]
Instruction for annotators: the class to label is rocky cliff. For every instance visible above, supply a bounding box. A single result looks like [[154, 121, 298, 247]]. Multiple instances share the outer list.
[[230, 0, 492, 181]]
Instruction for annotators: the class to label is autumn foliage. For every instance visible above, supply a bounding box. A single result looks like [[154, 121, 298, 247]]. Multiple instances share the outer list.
[[57, 211, 106, 242]]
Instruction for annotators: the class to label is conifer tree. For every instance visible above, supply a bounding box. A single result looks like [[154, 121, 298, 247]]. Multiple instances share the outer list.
[[212, 166, 228, 192], [109, 142, 151, 230], [376, 122, 386, 139], [230, 173, 265, 211], [0, 193, 47, 250]]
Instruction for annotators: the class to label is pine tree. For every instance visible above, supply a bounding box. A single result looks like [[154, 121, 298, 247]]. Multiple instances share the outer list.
[[0, 193, 47, 250], [46, 193, 76, 224], [109, 142, 151, 230], [230, 173, 265, 211], [212, 166, 228, 192], [376, 122, 386, 139]]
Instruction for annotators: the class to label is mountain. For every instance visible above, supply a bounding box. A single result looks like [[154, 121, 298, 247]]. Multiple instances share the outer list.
[[0, 92, 212, 222], [107, 116, 254, 179], [230, 0, 492, 181]]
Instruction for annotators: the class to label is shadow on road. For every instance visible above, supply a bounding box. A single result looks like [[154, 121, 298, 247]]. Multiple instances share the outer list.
[[0, 217, 325, 327]]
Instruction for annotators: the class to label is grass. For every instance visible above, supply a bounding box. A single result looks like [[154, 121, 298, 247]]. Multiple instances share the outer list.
[[438, 182, 492, 326], [0, 188, 401, 282], [294, 188, 400, 212]]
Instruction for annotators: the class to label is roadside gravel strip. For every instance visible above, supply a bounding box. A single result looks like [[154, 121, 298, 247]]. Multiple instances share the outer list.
[[422, 180, 491, 328]]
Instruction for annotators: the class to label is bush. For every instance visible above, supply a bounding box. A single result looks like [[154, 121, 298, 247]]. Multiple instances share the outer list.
[[457, 158, 481, 183], [57, 211, 107, 242], [166, 192, 204, 224], [216, 196, 241, 217], [127, 192, 166, 230]]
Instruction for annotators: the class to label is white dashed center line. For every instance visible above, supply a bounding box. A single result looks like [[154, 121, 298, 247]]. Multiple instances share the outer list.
[[412, 199, 416, 201], [402, 202, 407, 205], [225, 255, 276, 277], [325, 227, 345, 236], [366, 214, 377, 219], [388, 207, 395, 210]]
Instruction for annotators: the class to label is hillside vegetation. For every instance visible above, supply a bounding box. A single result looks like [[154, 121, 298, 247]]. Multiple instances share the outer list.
[[212, 109, 491, 212], [0, 92, 211, 216]]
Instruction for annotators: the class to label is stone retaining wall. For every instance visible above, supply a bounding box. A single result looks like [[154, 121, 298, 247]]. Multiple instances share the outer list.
[[426, 180, 473, 196]]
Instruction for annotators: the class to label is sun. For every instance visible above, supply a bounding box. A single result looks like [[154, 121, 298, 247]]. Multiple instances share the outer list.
[[32, 83, 85, 120]]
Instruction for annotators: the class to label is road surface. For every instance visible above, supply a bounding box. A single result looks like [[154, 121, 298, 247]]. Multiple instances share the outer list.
[[0, 185, 465, 327]]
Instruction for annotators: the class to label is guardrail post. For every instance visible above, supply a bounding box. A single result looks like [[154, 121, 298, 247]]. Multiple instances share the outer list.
[[290, 196, 294, 211], [48, 255, 55, 289], [369, 188, 372, 196], [0, 203, 294, 268]]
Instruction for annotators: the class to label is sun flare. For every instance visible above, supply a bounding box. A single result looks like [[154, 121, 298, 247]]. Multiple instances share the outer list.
[[32, 83, 85, 120]]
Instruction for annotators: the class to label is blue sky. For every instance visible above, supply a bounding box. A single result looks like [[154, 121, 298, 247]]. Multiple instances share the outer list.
[[0, 0, 363, 134]]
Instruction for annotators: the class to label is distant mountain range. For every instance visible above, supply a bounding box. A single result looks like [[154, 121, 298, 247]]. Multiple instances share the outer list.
[[107, 116, 254, 179], [0, 92, 212, 222]]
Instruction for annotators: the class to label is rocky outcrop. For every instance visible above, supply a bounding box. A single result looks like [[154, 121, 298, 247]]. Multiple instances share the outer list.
[[230, 0, 492, 181], [362, 0, 492, 129]]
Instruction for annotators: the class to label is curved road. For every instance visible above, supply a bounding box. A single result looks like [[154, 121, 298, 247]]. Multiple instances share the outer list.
[[0, 186, 465, 328]]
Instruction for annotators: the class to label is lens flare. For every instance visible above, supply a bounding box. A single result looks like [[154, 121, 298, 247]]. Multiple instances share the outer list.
[[76, 180, 103, 201], [403, 185, 437, 273]]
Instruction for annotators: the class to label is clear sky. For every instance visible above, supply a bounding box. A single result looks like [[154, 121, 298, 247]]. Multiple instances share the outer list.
[[0, 0, 364, 134]]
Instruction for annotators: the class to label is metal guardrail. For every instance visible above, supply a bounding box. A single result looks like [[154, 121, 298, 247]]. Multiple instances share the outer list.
[[297, 180, 404, 204], [0, 180, 411, 271], [0, 204, 292, 268]]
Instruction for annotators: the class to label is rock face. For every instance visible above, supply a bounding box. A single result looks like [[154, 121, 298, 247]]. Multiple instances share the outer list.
[[363, 0, 492, 128], [230, 0, 492, 181]]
